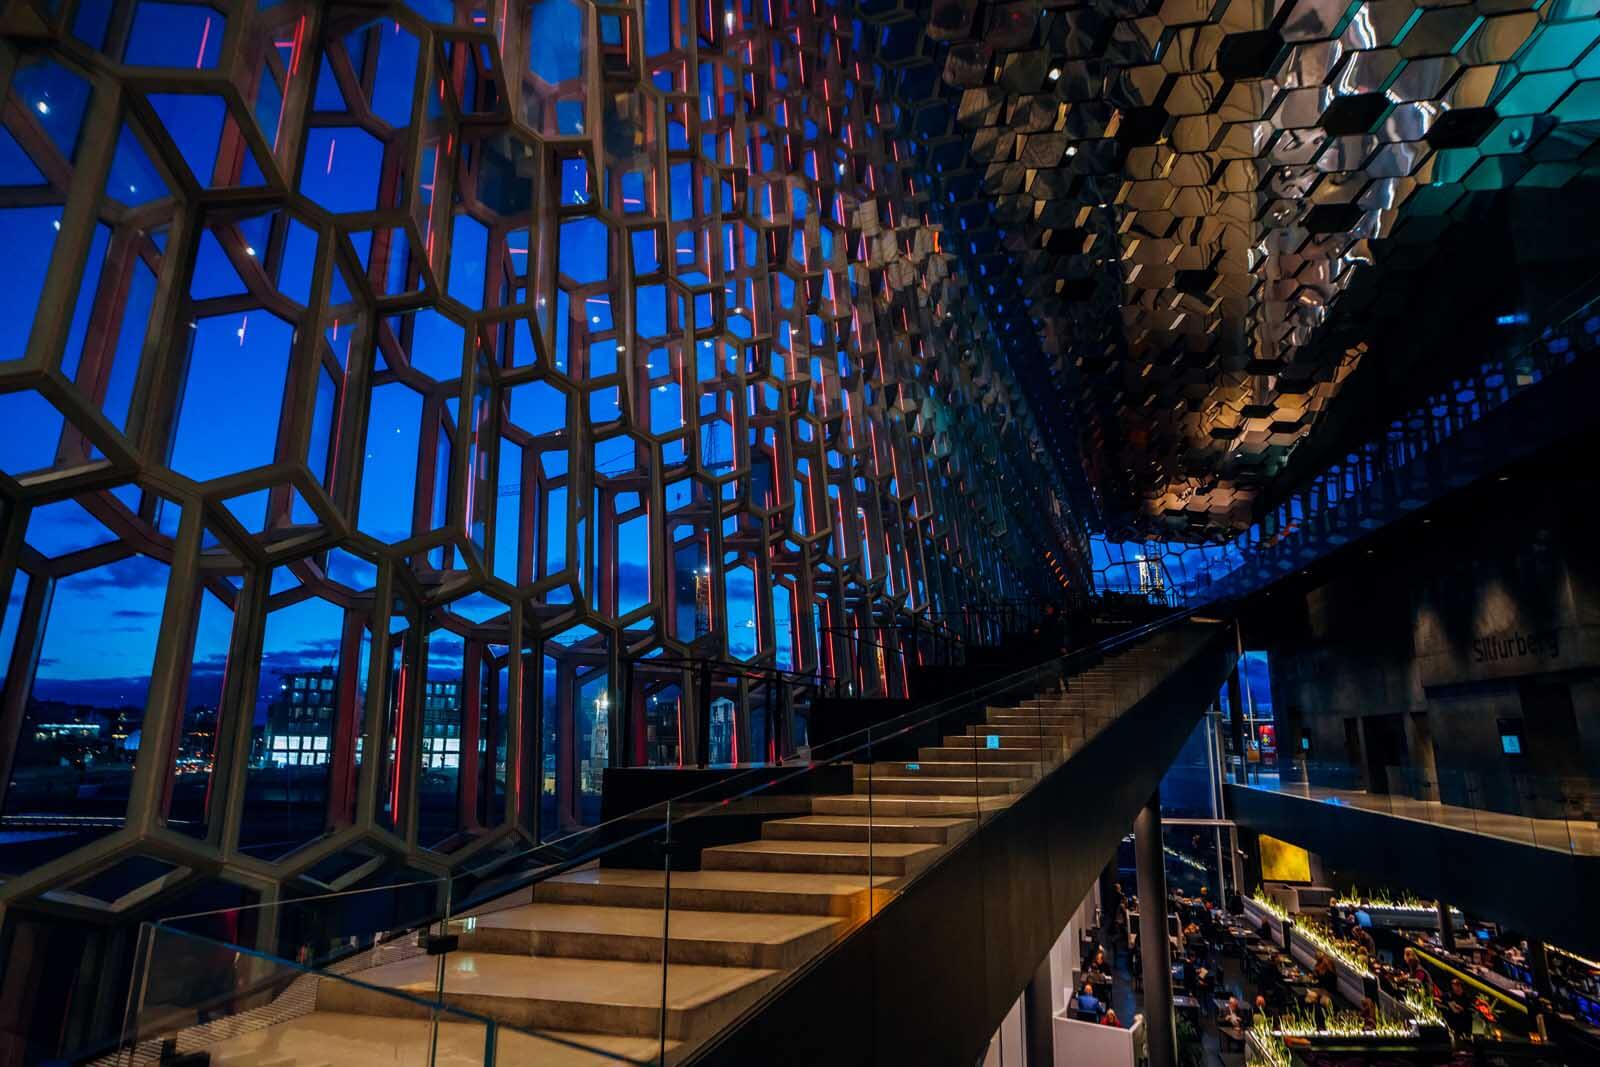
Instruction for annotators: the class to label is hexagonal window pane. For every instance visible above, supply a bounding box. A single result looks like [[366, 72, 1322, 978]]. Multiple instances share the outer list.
[[170, 311, 294, 482]]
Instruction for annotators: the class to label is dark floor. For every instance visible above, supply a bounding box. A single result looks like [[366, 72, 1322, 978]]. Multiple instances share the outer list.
[[1105, 927, 1246, 1067]]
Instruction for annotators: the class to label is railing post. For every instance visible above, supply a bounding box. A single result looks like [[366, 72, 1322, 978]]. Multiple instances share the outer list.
[[617, 656, 635, 768], [696, 661, 712, 768], [777, 677, 792, 763]]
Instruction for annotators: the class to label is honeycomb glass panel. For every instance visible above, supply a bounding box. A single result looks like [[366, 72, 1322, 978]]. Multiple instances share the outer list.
[[239, 574, 349, 860], [0, 0, 1176, 955], [1, 546, 170, 866]]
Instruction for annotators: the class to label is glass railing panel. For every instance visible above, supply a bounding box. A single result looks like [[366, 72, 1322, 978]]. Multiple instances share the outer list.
[[156, 875, 453, 980], [108, 615, 1201, 1067], [1513, 773, 1576, 853], [528, 617, 1197, 1063], [422, 807, 676, 1067], [120, 923, 494, 1067], [1256, 760, 1600, 857], [650, 747, 868, 1064]]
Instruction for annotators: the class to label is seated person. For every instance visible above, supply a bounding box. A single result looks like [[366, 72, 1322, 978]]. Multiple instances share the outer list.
[[1100, 1007, 1122, 1028], [1304, 989, 1332, 1030], [1313, 952, 1339, 994], [1443, 978, 1473, 1036], [1180, 954, 1200, 996], [1071, 982, 1104, 1019], [1217, 996, 1248, 1051], [1359, 997, 1378, 1031]]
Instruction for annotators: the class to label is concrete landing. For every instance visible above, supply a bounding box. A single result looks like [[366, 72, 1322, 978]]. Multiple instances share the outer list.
[[457, 902, 841, 968], [322, 951, 778, 1040]]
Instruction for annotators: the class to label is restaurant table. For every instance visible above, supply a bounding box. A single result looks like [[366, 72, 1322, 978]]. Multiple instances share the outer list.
[[1086, 972, 1115, 1001]]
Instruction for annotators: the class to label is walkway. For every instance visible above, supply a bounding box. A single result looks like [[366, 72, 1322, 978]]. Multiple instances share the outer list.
[[1236, 776, 1600, 856]]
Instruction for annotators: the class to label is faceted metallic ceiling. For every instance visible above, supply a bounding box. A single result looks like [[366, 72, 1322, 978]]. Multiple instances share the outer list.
[[865, 0, 1600, 538]]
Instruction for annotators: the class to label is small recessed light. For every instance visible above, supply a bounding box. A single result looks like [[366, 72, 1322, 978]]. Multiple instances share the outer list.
[[1048, 67, 1061, 81], [36, 100, 50, 115], [245, 246, 257, 256]]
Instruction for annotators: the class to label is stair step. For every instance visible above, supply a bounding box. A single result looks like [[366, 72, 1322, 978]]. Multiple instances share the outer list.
[[965, 723, 1075, 736], [812, 794, 1013, 817], [920, 745, 1058, 762], [456, 902, 842, 969], [983, 714, 1081, 727], [533, 867, 887, 918], [196, 1014, 688, 1067], [1020, 698, 1110, 708], [320, 951, 777, 1041], [762, 814, 974, 845], [940, 734, 1061, 750], [860, 775, 1027, 797], [884, 759, 1039, 777], [701, 839, 943, 877]]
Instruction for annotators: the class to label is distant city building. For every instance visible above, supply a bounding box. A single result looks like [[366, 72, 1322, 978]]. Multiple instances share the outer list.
[[708, 697, 734, 764], [264, 668, 337, 767], [579, 689, 610, 794], [1135, 554, 1166, 597], [421, 680, 462, 769]]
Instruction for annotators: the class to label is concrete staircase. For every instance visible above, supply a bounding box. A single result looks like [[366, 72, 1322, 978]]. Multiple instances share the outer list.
[[192, 650, 1163, 1066]]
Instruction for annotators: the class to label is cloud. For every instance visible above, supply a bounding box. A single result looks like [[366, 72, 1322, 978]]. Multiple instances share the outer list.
[[264, 635, 344, 656], [30, 674, 153, 707], [59, 557, 170, 594], [111, 607, 159, 619]]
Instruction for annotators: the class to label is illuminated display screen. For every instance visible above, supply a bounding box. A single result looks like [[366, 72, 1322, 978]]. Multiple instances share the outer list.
[[1260, 833, 1312, 884]]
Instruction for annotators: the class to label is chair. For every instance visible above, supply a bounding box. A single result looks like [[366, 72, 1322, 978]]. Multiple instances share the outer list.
[[1072, 1009, 1101, 1024]]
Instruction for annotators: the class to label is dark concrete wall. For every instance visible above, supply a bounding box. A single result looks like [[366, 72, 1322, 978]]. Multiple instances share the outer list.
[[1242, 463, 1600, 815]]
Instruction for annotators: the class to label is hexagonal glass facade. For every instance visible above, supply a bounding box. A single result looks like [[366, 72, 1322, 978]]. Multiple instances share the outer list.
[[0, 0, 1076, 911]]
